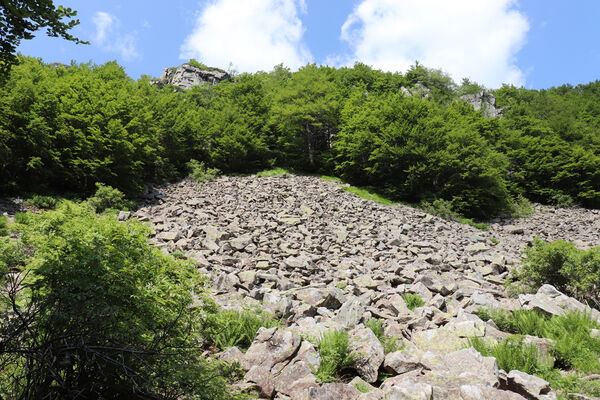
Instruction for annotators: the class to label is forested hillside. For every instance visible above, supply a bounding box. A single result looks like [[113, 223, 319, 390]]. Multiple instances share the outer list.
[[1, 57, 599, 218]]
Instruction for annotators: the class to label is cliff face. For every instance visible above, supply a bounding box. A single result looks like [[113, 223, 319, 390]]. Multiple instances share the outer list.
[[155, 63, 230, 90], [460, 90, 504, 118]]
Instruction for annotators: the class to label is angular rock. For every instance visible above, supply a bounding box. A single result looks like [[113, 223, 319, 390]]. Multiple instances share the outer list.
[[349, 327, 385, 383]]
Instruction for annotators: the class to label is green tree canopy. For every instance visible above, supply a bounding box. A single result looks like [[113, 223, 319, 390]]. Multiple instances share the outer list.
[[0, 0, 86, 78]]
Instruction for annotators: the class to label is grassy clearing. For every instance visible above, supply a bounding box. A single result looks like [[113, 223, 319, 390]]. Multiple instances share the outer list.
[[315, 330, 355, 383], [341, 186, 398, 205], [202, 309, 280, 351], [365, 318, 403, 354], [401, 293, 425, 311]]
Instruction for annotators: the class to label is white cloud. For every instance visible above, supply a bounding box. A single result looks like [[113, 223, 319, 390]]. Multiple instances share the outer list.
[[92, 11, 140, 61], [339, 0, 529, 87], [180, 0, 312, 72], [92, 11, 114, 45]]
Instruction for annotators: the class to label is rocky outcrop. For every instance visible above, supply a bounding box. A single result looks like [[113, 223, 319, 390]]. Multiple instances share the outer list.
[[460, 90, 503, 118], [153, 63, 229, 90]]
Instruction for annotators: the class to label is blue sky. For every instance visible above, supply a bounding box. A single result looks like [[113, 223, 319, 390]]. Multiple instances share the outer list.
[[16, 0, 600, 89]]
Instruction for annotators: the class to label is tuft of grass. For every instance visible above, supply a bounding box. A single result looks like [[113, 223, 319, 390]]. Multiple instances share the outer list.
[[255, 168, 292, 177], [469, 336, 551, 376], [510, 195, 534, 217], [490, 238, 499, 245], [365, 318, 402, 354], [24, 194, 58, 209], [476, 308, 600, 374], [315, 330, 355, 383], [401, 293, 425, 311], [202, 310, 280, 351]]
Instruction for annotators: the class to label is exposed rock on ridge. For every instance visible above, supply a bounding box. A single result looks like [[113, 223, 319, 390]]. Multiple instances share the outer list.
[[461, 90, 503, 118], [154, 63, 229, 90]]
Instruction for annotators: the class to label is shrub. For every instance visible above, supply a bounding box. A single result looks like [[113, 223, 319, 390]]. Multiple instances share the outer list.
[[316, 330, 355, 383], [401, 293, 425, 311], [24, 194, 57, 209], [365, 318, 402, 354], [0, 202, 242, 399], [187, 159, 220, 183], [514, 239, 600, 306], [202, 308, 280, 351], [86, 182, 135, 212], [0, 215, 8, 236]]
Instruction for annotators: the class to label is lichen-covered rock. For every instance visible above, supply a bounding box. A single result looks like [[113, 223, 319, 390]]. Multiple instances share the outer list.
[[349, 326, 385, 383]]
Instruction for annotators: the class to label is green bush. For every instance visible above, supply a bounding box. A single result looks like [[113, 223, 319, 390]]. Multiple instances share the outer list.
[[202, 308, 280, 351], [514, 239, 600, 306], [24, 194, 57, 209], [0, 215, 8, 236], [316, 330, 355, 383], [0, 202, 242, 399], [86, 182, 135, 212], [365, 318, 402, 354], [401, 293, 425, 311], [187, 159, 220, 183]]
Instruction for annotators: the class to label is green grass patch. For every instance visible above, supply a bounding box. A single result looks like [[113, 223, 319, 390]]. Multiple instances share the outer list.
[[365, 318, 403, 354], [469, 335, 600, 398], [469, 336, 551, 376], [490, 238, 499, 245], [202, 309, 280, 351], [255, 168, 293, 177], [420, 198, 489, 230], [401, 293, 425, 311], [341, 186, 397, 205], [476, 308, 600, 373], [315, 330, 355, 383]]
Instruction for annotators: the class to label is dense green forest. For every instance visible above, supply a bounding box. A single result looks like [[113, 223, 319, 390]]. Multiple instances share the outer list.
[[1, 57, 599, 218]]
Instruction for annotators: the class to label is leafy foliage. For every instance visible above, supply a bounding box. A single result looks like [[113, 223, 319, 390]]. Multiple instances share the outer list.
[[86, 182, 135, 212], [0, 0, 86, 78], [187, 159, 220, 183], [476, 308, 600, 373], [401, 293, 425, 311], [0, 215, 9, 236], [2, 57, 600, 219], [315, 330, 355, 383], [0, 203, 243, 399], [24, 194, 57, 209], [469, 336, 550, 376], [365, 318, 402, 354], [513, 239, 600, 307], [202, 308, 280, 351]]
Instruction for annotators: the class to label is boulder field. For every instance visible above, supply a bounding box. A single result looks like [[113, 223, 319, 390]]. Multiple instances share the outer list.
[[7, 173, 598, 399]]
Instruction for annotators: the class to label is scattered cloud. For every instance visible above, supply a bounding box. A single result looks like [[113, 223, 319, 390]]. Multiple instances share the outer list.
[[92, 11, 140, 61], [180, 0, 312, 72], [338, 0, 530, 87]]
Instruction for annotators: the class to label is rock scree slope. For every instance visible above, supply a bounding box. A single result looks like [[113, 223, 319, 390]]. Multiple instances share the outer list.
[[129, 174, 600, 399]]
